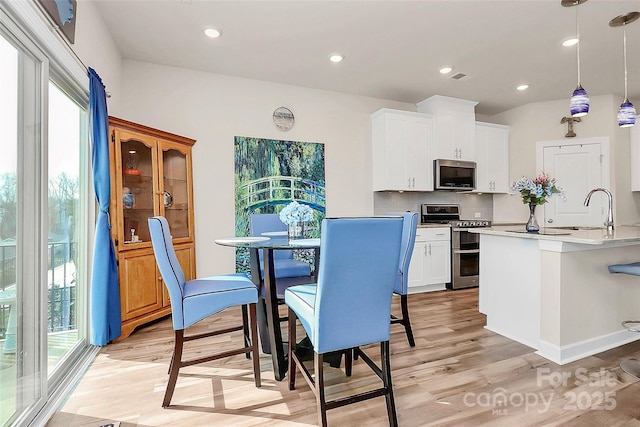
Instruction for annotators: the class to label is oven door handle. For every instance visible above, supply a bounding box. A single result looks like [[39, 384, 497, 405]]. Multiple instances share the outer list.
[[453, 249, 480, 254]]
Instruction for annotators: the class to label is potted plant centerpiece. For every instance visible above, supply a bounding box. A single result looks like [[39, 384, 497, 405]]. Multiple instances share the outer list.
[[279, 201, 314, 239], [509, 173, 565, 233]]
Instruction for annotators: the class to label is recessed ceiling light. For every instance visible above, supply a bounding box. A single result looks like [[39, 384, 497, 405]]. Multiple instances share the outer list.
[[204, 27, 222, 38], [562, 37, 578, 47], [328, 53, 344, 63], [516, 84, 530, 91], [439, 66, 454, 74]]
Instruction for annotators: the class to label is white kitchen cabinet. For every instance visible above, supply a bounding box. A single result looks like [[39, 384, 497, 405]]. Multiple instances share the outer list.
[[630, 116, 640, 191], [372, 109, 434, 191], [408, 227, 451, 293], [416, 95, 478, 161], [475, 122, 510, 193]]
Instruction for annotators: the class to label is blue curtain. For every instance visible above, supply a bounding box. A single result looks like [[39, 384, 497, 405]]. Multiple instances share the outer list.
[[89, 68, 121, 345]]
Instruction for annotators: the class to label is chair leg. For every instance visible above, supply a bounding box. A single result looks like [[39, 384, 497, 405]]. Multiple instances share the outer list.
[[242, 304, 251, 359], [315, 351, 328, 427], [345, 348, 353, 377], [288, 307, 297, 391], [163, 329, 184, 408], [381, 341, 398, 427], [248, 303, 262, 387], [400, 294, 416, 347]]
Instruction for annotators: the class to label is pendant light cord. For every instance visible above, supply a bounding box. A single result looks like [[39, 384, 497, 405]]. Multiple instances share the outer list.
[[623, 23, 628, 100], [576, 2, 581, 86]]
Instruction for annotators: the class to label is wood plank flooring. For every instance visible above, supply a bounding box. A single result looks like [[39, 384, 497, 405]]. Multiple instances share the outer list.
[[46, 289, 640, 426]]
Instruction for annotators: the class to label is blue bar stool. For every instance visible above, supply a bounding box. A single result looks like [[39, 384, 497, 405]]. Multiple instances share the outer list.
[[608, 262, 640, 379]]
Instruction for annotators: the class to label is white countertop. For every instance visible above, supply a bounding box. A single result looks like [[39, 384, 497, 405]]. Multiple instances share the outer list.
[[469, 225, 640, 245], [418, 223, 452, 228]]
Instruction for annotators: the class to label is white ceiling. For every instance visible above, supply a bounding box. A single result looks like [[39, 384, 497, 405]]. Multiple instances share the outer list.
[[92, 0, 640, 116]]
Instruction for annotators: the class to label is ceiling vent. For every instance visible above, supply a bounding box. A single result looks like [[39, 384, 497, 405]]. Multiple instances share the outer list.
[[450, 73, 467, 80]]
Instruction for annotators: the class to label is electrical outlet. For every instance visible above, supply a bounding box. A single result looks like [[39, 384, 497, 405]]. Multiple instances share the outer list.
[[474, 212, 481, 218]]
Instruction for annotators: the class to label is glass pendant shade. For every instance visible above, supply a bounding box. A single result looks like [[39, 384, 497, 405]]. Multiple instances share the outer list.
[[618, 100, 636, 127], [610, 12, 639, 127], [570, 85, 589, 117]]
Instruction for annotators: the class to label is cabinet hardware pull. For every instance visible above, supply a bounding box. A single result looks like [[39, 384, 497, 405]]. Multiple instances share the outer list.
[[428, 243, 432, 255]]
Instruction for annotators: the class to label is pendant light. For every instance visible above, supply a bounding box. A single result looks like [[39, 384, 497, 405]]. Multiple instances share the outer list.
[[562, 0, 589, 117], [610, 12, 639, 128]]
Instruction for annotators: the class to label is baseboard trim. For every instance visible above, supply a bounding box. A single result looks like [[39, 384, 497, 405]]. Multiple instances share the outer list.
[[537, 330, 640, 365]]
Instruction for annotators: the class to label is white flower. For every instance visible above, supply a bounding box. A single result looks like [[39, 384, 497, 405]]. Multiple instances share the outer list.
[[279, 201, 314, 226]]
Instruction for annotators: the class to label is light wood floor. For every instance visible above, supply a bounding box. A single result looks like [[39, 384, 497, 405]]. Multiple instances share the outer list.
[[46, 288, 640, 426]]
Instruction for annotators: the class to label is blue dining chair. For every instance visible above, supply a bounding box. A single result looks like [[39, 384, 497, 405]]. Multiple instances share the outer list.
[[386, 212, 419, 347], [148, 216, 261, 408], [285, 217, 404, 426]]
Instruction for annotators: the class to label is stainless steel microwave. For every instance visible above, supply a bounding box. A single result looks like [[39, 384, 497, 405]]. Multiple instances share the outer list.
[[434, 159, 476, 191]]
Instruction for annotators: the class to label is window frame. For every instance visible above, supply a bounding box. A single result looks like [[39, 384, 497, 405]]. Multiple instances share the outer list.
[[0, 1, 97, 425]]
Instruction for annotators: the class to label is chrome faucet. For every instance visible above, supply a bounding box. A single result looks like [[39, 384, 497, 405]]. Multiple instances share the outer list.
[[584, 188, 614, 233]]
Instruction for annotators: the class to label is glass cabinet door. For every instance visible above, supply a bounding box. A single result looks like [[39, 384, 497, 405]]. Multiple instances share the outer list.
[[118, 133, 156, 245], [159, 142, 191, 239]]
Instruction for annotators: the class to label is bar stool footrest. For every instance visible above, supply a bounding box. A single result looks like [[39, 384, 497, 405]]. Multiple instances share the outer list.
[[620, 360, 640, 379], [622, 320, 640, 332]]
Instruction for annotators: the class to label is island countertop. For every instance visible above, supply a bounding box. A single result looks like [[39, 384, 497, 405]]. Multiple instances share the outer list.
[[469, 224, 640, 245]]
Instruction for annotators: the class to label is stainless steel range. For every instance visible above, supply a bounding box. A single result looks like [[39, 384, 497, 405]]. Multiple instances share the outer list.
[[421, 204, 491, 290]]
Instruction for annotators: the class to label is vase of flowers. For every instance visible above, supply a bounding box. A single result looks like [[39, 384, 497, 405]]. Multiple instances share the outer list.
[[279, 201, 314, 239], [509, 173, 566, 233]]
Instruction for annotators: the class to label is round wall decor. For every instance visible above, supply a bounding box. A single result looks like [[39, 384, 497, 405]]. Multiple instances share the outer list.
[[273, 106, 295, 131]]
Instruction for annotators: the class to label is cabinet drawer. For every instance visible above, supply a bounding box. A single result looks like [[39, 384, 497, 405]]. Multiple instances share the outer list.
[[416, 227, 450, 241]]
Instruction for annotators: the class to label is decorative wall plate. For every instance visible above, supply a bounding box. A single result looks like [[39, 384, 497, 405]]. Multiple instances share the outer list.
[[273, 106, 295, 131]]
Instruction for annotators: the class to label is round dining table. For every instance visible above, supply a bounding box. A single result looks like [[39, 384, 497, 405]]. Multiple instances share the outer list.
[[215, 235, 320, 381]]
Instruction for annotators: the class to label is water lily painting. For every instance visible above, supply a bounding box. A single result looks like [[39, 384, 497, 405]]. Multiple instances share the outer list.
[[234, 136, 325, 272]]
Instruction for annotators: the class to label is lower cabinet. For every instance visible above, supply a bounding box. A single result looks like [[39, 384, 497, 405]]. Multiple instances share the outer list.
[[407, 227, 451, 293], [116, 244, 195, 341]]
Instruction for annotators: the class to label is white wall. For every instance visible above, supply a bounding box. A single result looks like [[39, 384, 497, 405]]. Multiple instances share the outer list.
[[489, 95, 640, 226], [73, 0, 123, 114], [115, 60, 413, 276]]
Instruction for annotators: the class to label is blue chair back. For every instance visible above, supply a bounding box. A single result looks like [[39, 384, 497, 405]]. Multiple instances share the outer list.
[[313, 217, 403, 354], [250, 214, 292, 260], [385, 212, 418, 295], [148, 216, 187, 329]]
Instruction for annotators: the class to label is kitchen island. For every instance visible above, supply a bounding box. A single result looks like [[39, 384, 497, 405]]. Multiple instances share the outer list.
[[470, 225, 640, 365]]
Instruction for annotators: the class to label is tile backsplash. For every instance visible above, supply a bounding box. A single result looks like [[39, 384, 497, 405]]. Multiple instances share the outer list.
[[373, 191, 493, 220]]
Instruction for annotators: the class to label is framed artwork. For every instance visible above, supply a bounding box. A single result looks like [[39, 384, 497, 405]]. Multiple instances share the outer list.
[[37, 0, 77, 44], [234, 136, 325, 272]]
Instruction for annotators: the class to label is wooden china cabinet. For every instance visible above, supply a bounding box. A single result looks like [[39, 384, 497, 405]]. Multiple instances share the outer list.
[[108, 116, 196, 341]]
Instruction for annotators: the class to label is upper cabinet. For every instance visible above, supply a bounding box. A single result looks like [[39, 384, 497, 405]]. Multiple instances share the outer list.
[[631, 117, 640, 191], [475, 122, 510, 193], [372, 109, 434, 191], [416, 95, 478, 161]]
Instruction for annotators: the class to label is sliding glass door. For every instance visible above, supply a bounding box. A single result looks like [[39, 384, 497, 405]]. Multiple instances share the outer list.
[[0, 7, 91, 425], [47, 81, 86, 376], [0, 29, 22, 427]]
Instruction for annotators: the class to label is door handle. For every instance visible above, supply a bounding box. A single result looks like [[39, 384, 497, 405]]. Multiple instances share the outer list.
[[547, 218, 554, 223]]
